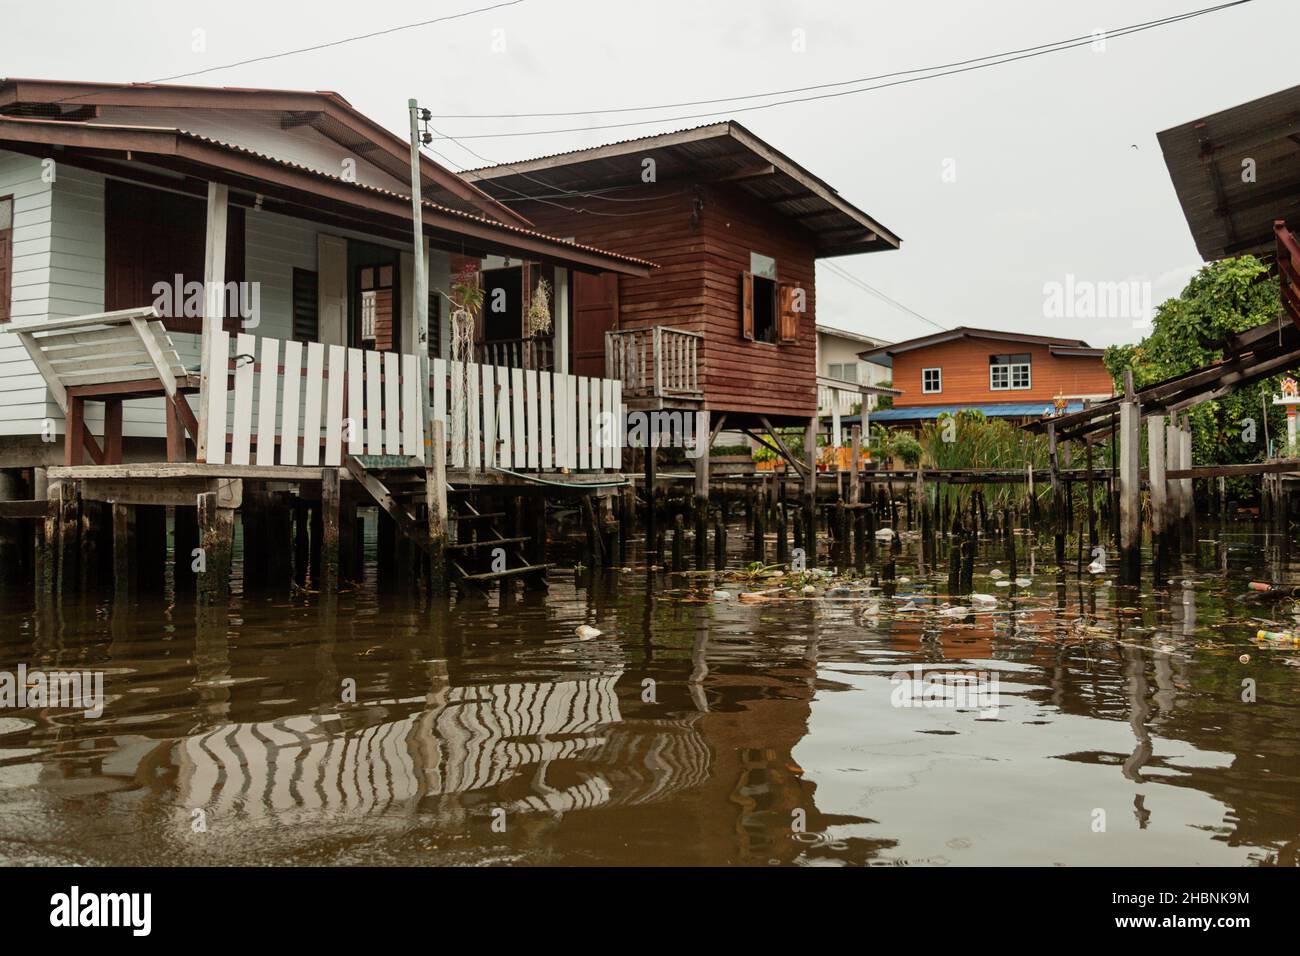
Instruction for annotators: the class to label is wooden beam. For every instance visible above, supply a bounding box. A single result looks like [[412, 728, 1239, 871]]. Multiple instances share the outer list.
[[197, 181, 229, 463]]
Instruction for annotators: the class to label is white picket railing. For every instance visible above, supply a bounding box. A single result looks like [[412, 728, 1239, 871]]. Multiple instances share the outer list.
[[203, 330, 623, 471]]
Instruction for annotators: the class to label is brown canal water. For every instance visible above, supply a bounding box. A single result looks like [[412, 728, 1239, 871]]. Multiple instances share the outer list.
[[0, 518, 1297, 867]]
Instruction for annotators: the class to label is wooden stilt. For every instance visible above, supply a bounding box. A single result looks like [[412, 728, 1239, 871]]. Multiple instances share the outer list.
[[196, 491, 235, 604], [112, 502, 135, 600], [321, 468, 341, 594]]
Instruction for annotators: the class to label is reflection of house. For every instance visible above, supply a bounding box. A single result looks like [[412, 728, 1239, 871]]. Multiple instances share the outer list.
[[172, 673, 711, 825], [860, 327, 1113, 429], [816, 324, 892, 416]]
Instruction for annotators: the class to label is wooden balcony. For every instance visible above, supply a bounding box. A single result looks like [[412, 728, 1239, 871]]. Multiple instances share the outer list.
[[477, 336, 554, 372], [605, 327, 702, 409]]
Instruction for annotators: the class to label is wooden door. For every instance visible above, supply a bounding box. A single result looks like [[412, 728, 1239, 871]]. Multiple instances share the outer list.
[[571, 270, 619, 377], [317, 235, 348, 347]]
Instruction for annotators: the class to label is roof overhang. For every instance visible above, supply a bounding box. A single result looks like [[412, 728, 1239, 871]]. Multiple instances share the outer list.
[[1157, 83, 1300, 261], [463, 121, 901, 258], [0, 115, 653, 276], [857, 326, 1098, 361], [0, 77, 534, 229]]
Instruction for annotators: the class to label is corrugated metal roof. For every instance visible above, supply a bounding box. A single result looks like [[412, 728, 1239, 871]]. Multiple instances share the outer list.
[[1157, 84, 1300, 261], [858, 401, 1086, 422], [0, 114, 656, 272]]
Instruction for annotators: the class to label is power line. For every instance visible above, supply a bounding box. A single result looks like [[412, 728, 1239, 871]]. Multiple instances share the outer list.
[[822, 261, 947, 334], [429, 2, 1247, 120], [430, 1, 1250, 140], [41, 0, 526, 108]]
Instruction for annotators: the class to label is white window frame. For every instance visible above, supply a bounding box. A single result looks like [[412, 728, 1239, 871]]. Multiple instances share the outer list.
[[989, 359, 1032, 391], [922, 367, 942, 394]]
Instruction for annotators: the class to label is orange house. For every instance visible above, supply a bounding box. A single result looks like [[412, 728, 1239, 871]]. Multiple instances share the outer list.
[[859, 327, 1115, 426]]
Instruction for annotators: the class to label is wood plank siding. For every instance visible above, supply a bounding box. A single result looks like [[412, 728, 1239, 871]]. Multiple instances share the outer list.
[[514, 180, 819, 422], [891, 338, 1114, 407]]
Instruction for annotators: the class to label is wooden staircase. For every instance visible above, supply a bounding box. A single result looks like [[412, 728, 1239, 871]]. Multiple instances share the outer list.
[[343, 456, 552, 594]]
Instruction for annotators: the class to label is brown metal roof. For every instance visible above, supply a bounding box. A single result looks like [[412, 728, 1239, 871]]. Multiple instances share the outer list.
[[857, 326, 1100, 361], [0, 115, 654, 275], [462, 121, 901, 258], [0, 77, 533, 228], [1158, 83, 1300, 261]]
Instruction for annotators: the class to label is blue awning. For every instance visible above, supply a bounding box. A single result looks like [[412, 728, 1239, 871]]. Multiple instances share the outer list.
[[844, 401, 1086, 424]]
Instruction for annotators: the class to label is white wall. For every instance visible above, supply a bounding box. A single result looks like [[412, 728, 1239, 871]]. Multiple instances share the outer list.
[[0, 152, 107, 437]]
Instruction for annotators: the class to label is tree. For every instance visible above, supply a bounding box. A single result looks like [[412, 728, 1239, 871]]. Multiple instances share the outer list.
[[1103, 256, 1283, 480]]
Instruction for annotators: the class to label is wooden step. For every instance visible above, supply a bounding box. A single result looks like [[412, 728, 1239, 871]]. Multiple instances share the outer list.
[[450, 511, 505, 521], [458, 563, 553, 583], [447, 536, 531, 552]]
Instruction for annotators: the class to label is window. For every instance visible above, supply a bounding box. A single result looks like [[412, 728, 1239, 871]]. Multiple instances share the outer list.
[[741, 253, 798, 345], [989, 353, 1031, 390], [0, 196, 11, 323], [828, 362, 859, 383], [292, 268, 319, 342], [922, 367, 942, 393]]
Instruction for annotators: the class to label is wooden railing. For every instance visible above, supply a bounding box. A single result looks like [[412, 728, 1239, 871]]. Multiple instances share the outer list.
[[477, 336, 554, 372], [203, 330, 623, 471], [605, 327, 702, 399]]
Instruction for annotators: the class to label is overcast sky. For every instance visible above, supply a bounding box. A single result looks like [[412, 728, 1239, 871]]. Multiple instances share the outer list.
[[3, 0, 1295, 348]]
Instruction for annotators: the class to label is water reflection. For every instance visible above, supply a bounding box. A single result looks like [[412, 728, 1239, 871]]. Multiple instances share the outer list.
[[0, 523, 1297, 866]]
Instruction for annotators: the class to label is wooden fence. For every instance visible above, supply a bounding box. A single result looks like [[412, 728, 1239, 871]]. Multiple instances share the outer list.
[[203, 330, 624, 471]]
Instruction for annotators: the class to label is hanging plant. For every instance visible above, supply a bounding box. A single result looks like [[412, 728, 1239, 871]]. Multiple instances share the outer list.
[[526, 277, 553, 337], [447, 264, 483, 467]]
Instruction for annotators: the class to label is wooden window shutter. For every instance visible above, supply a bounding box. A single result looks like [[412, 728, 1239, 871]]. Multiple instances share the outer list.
[[741, 271, 754, 340], [0, 229, 10, 323], [374, 288, 394, 351], [778, 282, 798, 342]]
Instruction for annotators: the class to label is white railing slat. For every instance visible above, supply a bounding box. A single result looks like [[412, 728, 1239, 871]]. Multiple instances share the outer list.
[[365, 350, 383, 456], [383, 351, 401, 456], [346, 348, 364, 455], [255, 337, 280, 466], [301, 342, 325, 466], [229, 333, 256, 466], [205, 330, 231, 464], [279, 340, 302, 466], [401, 353, 422, 461], [481, 364, 497, 468], [540, 372, 553, 470], [325, 345, 346, 466]]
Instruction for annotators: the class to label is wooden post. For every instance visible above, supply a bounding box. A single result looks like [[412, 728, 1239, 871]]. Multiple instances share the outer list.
[[321, 468, 341, 594], [849, 424, 861, 505], [1179, 414, 1194, 521], [1118, 375, 1141, 583], [1165, 419, 1182, 550], [1048, 422, 1064, 565], [196, 491, 235, 604], [804, 417, 818, 568], [196, 182, 229, 463], [57, 480, 80, 596], [111, 502, 135, 600], [426, 420, 449, 593], [40, 480, 60, 601], [694, 410, 710, 566]]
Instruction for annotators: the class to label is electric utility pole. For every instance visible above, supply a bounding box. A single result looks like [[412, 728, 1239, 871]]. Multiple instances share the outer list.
[[408, 99, 433, 455]]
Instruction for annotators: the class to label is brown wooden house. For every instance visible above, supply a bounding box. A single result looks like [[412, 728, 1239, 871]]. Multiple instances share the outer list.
[[464, 122, 902, 440]]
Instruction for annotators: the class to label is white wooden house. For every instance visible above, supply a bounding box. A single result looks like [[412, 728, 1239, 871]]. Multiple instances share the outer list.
[[0, 79, 651, 474]]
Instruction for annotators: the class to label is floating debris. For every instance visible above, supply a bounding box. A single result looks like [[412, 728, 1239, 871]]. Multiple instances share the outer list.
[[574, 625, 602, 640], [712, 590, 733, 601]]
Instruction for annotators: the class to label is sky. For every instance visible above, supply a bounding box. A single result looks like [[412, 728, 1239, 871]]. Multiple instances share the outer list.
[[2, 0, 1295, 349]]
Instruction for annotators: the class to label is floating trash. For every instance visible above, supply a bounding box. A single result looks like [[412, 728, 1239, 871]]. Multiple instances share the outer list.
[[712, 590, 733, 601], [574, 625, 602, 640]]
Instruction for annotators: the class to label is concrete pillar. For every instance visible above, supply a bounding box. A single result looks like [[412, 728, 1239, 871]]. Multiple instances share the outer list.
[[804, 417, 818, 567], [1118, 397, 1141, 582], [1146, 414, 1167, 543], [321, 469, 341, 594]]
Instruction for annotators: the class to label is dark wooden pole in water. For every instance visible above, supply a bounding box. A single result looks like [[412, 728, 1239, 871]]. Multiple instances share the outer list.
[[776, 503, 788, 564], [713, 512, 726, 569], [112, 502, 135, 601], [672, 512, 685, 572], [1084, 433, 1098, 548], [196, 490, 234, 604], [804, 417, 818, 568], [321, 468, 341, 594], [693, 410, 710, 567], [849, 425, 861, 505], [1048, 422, 1065, 566]]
